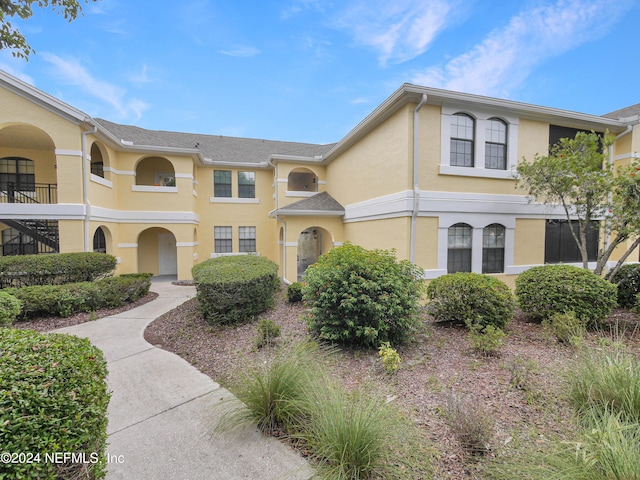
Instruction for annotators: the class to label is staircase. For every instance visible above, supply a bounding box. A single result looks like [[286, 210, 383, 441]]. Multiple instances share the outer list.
[[2, 219, 59, 255]]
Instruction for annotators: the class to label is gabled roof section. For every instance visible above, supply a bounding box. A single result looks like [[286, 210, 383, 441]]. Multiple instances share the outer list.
[[604, 103, 640, 122], [95, 118, 335, 167], [321, 83, 629, 164], [270, 192, 345, 217], [0, 70, 91, 125]]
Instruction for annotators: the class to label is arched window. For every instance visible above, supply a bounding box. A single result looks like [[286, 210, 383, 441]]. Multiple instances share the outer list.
[[482, 224, 505, 273], [90, 143, 104, 178], [93, 227, 107, 253], [450, 114, 475, 167], [287, 168, 318, 192], [485, 118, 507, 170], [0, 157, 35, 192], [448, 223, 472, 273]]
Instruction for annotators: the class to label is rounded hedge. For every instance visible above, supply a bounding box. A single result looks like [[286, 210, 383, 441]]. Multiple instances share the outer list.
[[193, 255, 280, 325], [426, 272, 515, 330], [0, 328, 110, 479], [302, 243, 424, 348], [516, 265, 617, 324], [606, 263, 640, 309], [0, 291, 21, 326]]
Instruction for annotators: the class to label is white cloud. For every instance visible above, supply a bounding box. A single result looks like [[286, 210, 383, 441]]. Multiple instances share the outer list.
[[129, 64, 152, 85], [41, 53, 149, 121], [412, 0, 634, 97], [0, 52, 35, 85], [219, 46, 260, 58], [332, 0, 454, 65]]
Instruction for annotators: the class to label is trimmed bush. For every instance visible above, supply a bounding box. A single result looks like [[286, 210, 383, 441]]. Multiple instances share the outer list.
[[302, 243, 424, 348], [606, 263, 640, 308], [7, 273, 152, 319], [287, 281, 304, 303], [255, 318, 281, 348], [426, 272, 515, 330], [0, 252, 116, 288], [516, 264, 617, 325], [0, 328, 110, 479], [542, 311, 586, 346], [0, 291, 21, 326], [193, 255, 280, 325]]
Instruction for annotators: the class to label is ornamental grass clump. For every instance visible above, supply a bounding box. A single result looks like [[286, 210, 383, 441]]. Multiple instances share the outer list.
[[302, 243, 424, 348]]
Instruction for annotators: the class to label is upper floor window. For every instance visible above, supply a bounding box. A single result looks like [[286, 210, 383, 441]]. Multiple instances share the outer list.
[[238, 171, 255, 198], [485, 118, 507, 170], [214, 226, 232, 253], [482, 224, 505, 273], [447, 223, 472, 273], [239, 226, 256, 253], [214, 170, 232, 197], [0, 157, 35, 192], [450, 114, 475, 167], [90, 143, 105, 178]]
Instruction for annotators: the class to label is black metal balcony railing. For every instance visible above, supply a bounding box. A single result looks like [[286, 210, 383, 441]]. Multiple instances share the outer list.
[[0, 183, 57, 204]]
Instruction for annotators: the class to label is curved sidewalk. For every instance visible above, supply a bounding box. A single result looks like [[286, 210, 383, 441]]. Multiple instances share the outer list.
[[55, 276, 313, 480]]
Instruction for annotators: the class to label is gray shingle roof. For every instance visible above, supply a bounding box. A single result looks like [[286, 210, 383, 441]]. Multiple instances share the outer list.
[[604, 103, 640, 120], [95, 118, 335, 165], [271, 192, 345, 216]]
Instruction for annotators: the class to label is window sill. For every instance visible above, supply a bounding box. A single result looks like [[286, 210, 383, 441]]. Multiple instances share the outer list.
[[132, 185, 178, 193], [210, 252, 260, 258], [439, 165, 516, 179], [209, 197, 260, 204], [286, 191, 318, 197], [90, 174, 113, 188]]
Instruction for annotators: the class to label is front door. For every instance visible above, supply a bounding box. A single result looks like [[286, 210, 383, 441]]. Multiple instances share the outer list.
[[158, 233, 177, 275]]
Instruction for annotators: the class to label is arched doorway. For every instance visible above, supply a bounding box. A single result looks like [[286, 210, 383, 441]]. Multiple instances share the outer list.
[[137, 227, 177, 276], [297, 226, 332, 281]]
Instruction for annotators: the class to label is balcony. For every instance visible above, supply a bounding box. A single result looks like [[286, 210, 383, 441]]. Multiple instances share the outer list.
[[0, 183, 57, 204]]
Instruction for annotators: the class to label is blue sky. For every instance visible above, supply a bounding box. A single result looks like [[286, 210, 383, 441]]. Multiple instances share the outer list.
[[1, 0, 638, 144]]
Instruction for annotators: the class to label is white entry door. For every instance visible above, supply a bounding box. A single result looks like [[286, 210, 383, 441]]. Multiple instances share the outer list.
[[158, 233, 178, 275]]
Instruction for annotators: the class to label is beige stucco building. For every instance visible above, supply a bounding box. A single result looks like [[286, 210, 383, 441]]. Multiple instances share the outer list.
[[1, 70, 639, 286]]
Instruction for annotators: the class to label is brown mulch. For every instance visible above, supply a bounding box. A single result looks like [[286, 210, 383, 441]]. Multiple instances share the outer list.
[[142, 288, 640, 479], [26, 287, 640, 479]]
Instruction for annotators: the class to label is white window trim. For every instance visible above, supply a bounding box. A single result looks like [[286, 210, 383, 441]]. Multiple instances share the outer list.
[[437, 213, 515, 275], [440, 104, 519, 177], [209, 197, 260, 204]]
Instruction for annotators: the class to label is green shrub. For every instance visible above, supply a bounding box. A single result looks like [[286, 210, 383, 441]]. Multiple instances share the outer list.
[[516, 264, 617, 325], [467, 322, 507, 356], [378, 342, 401, 373], [287, 281, 304, 302], [567, 346, 640, 423], [606, 263, 640, 308], [193, 255, 280, 325], [255, 318, 281, 348], [426, 272, 515, 330], [542, 311, 586, 346], [8, 273, 152, 319], [0, 291, 21, 326], [0, 252, 116, 288], [302, 243, 424, 348], [0, 328, 110, 479]]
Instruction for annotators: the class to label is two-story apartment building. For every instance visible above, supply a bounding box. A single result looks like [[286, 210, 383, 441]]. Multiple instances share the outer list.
[[1, 70, 638, 286]]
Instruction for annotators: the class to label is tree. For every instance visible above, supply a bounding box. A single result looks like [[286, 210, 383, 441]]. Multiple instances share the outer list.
[[1, 0, 97, 59], [517, 131, 640, 276]]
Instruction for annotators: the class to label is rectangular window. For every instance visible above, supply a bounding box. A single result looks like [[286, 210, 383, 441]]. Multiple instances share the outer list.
[[450, 139, 474, 167], [544, 220, 598, 264], [482, 225, 505, 274], [447, 224, 472, 273], [485, 143, 506, 170], [239, 226, 256, 253], [238, 171, 255, 198], [214, 226, 232, 253], [214, 170, 232, 197]]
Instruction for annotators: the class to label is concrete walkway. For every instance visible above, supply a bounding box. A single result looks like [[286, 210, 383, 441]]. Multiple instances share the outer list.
[[55, 276, 313, 480]]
